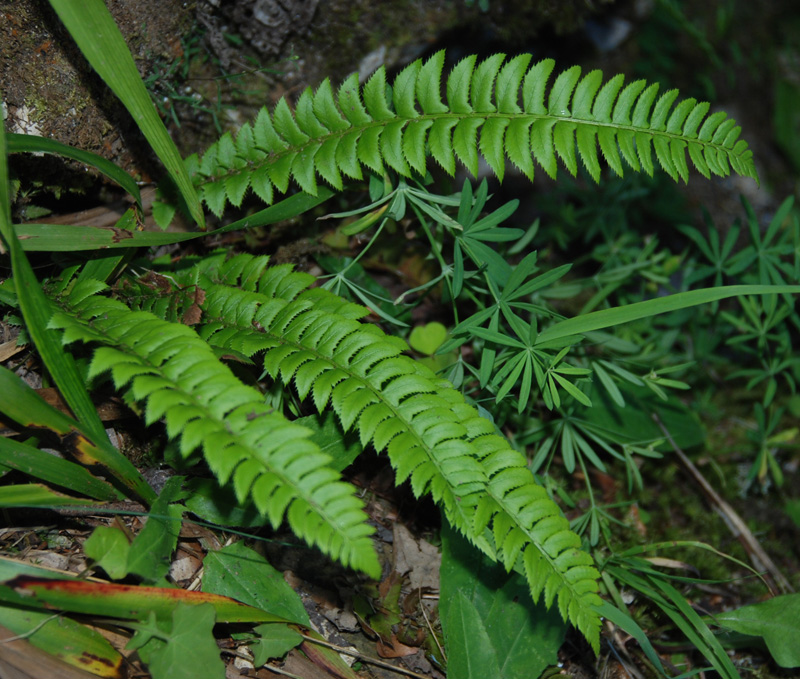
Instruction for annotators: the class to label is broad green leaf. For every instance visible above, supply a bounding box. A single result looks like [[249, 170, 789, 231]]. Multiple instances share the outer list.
[[574, 383, 704, 450], [203, 542, 310, 625], [439, 521, 565, 679], [785, 499, 800, 528], [126, 477, 183, 581], [47, 0, 203, 228], [444, 593, 502, 679], [0, 604, 123, 677], [297, 411, 363, 472], [184, 479, 269, 528], [408, 322, 448, 355], [713, 594, 800, 668], [129, 604, 224, 679], [249, 624, 303, 665], [84, 526, 131, 580]]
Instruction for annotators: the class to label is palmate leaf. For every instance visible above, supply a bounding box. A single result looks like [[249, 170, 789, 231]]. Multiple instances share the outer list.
[[48, 283, 379, 579], [166, 253, 603, 650], [182, 50, 757, 216]]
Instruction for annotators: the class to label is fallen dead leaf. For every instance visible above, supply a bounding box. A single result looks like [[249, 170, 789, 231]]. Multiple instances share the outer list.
[[392, 524, 440, 592], [376, 633, 419, 659]]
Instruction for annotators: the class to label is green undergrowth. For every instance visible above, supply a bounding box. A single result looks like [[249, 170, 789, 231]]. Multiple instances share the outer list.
[[1, 1, 800, 678]]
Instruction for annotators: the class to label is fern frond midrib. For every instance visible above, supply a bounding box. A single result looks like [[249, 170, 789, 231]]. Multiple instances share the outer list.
[[198, 110, 740, 185]]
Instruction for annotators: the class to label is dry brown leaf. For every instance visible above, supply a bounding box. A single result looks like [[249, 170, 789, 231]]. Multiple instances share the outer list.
[[392, 524, 440, 592], [375, 634, 418, 659]]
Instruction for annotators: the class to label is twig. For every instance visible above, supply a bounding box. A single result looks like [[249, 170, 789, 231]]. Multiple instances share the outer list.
[[299, 633, 431, 679], [418, 592, 446, 663], [653, 414, 793, 594]]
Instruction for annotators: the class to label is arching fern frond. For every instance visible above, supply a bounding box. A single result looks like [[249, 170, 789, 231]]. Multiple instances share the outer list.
[[171, 253, 603, 650], [48, 279, 380, 579], [184, 50, 757, 217]]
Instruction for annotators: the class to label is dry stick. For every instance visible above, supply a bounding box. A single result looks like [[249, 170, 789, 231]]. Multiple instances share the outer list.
[[418, 595, 446, 663], [653, 414, 793, 595], [299, 633, 431, 679]]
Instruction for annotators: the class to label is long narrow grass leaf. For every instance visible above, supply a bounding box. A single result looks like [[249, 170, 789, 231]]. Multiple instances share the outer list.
[[536, 285, 800, 345], [0, 437, 120, 502], [46, 0, 204, 228], [1, 102, 154, 504], [7, 133, 141, 207], [14, 190, 332, 251]]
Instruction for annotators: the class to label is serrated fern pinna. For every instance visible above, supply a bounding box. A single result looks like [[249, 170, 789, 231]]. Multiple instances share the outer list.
[[178, 50, 756, 219]]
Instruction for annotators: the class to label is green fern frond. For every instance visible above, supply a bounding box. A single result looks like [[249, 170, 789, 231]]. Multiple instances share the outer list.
[[185, 50, 757, 216], [48, 280, 380, 579], [176, 253, 603, 650]]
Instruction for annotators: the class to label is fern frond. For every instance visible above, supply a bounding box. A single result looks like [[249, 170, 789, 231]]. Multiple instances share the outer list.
[[185, 50, 757, 216], [177, 254, 603, 650], [48, 281, 380, 579]]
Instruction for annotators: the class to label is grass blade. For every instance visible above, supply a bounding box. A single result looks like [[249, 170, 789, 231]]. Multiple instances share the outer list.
[[7, 133, 141, 208], [0, 437, 120, 502], [0, 484, 97, 508], [46, 0, 204, 228], [15, 189, 333, 251], [0, 367, 155, 504], [1, 103, 125, 455], [0, 604, 123, 678], [536, 285, 800, 346], [0, 574, 289, 624]]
